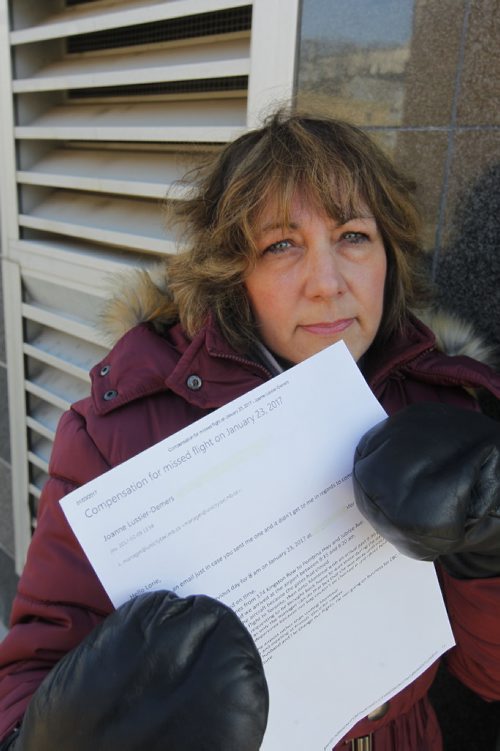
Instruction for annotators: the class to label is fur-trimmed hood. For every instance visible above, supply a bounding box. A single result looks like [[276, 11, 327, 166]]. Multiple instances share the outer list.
[[100, 264, 497, 369]]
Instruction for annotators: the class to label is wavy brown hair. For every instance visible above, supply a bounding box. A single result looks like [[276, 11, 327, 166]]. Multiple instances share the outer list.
[[162, 110, 427, 354]]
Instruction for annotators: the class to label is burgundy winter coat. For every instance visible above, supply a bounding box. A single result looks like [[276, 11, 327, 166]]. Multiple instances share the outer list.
[[1, 313, 499, 749]]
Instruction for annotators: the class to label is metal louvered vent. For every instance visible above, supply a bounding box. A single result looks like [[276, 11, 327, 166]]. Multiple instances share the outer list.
[[1, 0, 300, 570], [68, 7, 253, 53]]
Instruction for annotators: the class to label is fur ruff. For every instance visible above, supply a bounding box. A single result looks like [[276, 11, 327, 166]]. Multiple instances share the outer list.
[[100, 264, 172, 346], [100, 264, 496, 367], [416, 309, 496, 367]]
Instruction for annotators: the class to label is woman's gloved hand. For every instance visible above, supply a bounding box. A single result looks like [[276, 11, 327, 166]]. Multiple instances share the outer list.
[[2, 590, 268, 751], [353, 402, 500, 579]]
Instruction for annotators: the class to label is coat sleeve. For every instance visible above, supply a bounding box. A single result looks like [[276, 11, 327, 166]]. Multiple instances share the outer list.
[[439, 566, 500, 701], [0, 408, 114, 741]]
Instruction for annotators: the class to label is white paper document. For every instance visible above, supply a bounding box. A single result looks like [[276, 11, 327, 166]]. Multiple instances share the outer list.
[[60, 341, 455, 749]]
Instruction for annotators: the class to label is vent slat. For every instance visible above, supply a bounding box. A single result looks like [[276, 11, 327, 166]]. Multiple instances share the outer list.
[[26, 397, 63, 438], [26, 416, 56, 443], [19, 189, 176, 253], [28, 451, 49, 474], [14, 238, 150, 280], [17, 147, 201, 199], [22, 302, 107, 347], [11, 0, 252, 45], [24, 342, 91, 383], [29, 483, 42, 500], [26, 366, 90, 408], [24, 326, 107, 374], [15, 99, 247, 142], [13, 39, 250, 93], [25, 382, 72, 413]]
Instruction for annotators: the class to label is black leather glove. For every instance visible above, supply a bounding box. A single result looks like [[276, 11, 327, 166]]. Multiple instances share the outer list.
[[2, 590, 268, 751], [353, 402, 500, 579]]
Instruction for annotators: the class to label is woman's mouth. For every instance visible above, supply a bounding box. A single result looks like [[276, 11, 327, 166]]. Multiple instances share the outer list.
[[300, 319, 354, 336]]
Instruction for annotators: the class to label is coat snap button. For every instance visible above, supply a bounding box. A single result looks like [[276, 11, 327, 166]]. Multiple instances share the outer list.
[[103, 389, 118, 401], [367, 701, 390, 720], [186, 374, 203, 391], [100, 364, 111, 376]]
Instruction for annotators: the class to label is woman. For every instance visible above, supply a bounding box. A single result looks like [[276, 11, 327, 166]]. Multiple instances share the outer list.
[[0, 111, 499, 750]]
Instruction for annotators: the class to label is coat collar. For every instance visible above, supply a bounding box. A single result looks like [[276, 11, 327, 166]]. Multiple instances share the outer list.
[[364, 314, 500, 398], [362, 314, 436, 388], [90, 318, 272, 416], [90, 312, 500, 417]]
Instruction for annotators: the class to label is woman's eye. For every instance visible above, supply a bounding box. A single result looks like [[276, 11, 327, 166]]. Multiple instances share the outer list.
[[341, 231, 369, 244], [263, 239, 293, 254]]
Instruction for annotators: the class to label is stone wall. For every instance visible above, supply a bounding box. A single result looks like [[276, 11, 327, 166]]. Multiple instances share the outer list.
[[297, 0, 500, 378]]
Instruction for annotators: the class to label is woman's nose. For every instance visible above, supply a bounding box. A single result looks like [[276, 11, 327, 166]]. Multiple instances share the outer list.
[[303, 246, 347, 299]]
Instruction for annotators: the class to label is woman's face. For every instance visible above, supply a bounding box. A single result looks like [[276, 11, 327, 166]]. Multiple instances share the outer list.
[[244, 193, 387, 364]]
